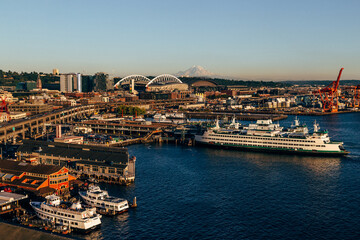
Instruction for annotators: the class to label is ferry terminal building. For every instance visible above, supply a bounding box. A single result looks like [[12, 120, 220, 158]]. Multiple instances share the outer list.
[[16, 140, 135, 184]]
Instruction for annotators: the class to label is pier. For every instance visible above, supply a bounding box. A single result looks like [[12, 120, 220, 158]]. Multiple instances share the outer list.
[[185, 112, 287, 121]]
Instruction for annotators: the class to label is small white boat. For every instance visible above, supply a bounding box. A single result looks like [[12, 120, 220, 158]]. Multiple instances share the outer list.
[[79, 186, 129, 215], [30, 194, 101, 232]]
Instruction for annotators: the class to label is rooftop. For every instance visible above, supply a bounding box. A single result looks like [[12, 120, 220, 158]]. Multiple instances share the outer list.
[[0, 160, 63, 175], [0, 192, 28, 206], [18, 140, 129, 164]]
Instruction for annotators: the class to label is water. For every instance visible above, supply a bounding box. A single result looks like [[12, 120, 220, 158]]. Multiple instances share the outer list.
[[84, 113, 360, 240]]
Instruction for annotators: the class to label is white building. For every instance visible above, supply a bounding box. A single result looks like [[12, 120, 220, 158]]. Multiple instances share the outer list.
[[60, 74, 73, 92], [0, 112, 27, 122]]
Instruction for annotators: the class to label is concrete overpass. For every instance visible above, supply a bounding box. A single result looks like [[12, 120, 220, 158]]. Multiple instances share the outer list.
[[0, 98, 196, 143], [0, 105, 97, 143]]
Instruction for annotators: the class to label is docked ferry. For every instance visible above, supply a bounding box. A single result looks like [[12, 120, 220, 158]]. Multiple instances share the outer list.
[[79, 186, 129, 215], [194, 117, 348, 156], [30, 195, 101, 232]]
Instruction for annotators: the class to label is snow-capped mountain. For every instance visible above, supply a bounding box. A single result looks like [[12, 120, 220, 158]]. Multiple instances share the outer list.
[[175, 66, 216, 77]]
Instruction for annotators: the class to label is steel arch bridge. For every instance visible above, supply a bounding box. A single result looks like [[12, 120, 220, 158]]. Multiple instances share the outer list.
[[114, 74, 183, 88], [114, 75, 150, 88], [145, 74, 182, 87]]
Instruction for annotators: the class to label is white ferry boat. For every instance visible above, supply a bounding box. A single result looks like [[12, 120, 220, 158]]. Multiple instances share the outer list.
[[194, 118, 348, 156], [153, 113, 172, 123], [79, 186, 129, 215], [165, 112, 186, 119], [30, 195, 101, 232]]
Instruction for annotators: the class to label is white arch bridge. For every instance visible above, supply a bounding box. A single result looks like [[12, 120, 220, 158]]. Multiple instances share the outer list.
[[114, 74, 183, 88]]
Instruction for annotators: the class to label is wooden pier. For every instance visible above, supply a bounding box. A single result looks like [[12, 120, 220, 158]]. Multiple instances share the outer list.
[[185, 112, 287, 121]]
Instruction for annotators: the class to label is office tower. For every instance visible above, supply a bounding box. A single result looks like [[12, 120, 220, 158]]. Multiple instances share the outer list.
[[76, 73, 82, 92], [94, 72, 112, 91], [81, 75, 94, 92], [60, 74, 73, 92]]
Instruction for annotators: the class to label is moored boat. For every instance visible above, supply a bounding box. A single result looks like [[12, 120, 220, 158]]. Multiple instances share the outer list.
[[30, 194, 101, 233], [195, 117, 349, 156], [79, 186, 129, 215]]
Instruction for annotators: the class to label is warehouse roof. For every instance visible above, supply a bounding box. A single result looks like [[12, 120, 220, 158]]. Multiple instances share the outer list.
[[0, 160, 63, 175], [17, 140, 129, 164]]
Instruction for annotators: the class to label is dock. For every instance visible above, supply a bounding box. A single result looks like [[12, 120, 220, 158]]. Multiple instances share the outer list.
[[0, 221, 69, 240], [185, 112, 287, 121]]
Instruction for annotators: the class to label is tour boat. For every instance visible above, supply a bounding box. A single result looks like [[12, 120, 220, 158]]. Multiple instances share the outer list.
[[79, 186, 129, 215], [30, 194, 101, 232]]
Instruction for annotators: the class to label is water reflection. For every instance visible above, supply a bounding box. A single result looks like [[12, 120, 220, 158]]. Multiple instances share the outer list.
[[81, 212, 130, 240], [202, 147, 341, 177]]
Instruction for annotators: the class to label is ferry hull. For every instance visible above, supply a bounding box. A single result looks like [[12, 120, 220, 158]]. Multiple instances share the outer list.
[[196, 141, 349, 157]]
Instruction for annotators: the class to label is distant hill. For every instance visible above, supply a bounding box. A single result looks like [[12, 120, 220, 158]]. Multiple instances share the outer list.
[[180, 77, 289, 88], [284, 80, 360, 86], [0, 69, 59, 86]]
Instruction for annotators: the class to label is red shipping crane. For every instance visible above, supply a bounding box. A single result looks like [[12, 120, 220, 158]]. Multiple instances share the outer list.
[[313, 68, 344, 112], [0, 97, 10, 121], [343, 84, 360, 108]]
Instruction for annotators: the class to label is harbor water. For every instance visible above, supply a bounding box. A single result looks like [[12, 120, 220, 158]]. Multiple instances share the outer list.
[[84, 113, 360, 240]]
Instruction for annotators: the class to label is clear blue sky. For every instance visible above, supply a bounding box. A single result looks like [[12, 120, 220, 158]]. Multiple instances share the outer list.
[[1, 0, 360, 80]]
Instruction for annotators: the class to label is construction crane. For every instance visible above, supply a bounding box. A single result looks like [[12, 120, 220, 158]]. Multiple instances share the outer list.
[[344, 84, 360, 108], [356, 85, 360, 108], [0, 97, 10, 121], [313, 68, 344, 112]]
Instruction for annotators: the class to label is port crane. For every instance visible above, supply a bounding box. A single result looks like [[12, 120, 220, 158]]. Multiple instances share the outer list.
[[0, 97, 10, 120], [343, 84, 360, 108], [313, 68, 344, 112]]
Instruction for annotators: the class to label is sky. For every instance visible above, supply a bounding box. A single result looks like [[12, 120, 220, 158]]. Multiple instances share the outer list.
[[1, 0, 360, 80]]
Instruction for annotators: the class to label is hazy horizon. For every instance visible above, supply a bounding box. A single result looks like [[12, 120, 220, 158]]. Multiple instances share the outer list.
[[1, 0, 360, 81]]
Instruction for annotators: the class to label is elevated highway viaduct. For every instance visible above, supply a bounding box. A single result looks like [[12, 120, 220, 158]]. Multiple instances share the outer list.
[[0, 105, 97, 143], [0, 98, 196, 143]]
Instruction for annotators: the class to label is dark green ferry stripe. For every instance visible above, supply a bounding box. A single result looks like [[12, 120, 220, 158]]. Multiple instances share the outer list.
[[205, 142, 345, 154]]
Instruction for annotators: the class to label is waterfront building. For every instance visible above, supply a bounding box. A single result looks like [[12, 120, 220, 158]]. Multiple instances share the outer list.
[[0, 160, 75, 196], [54, 135, 84, 144], [0, 192, 28, 215], [16, 140, 135, 184]]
